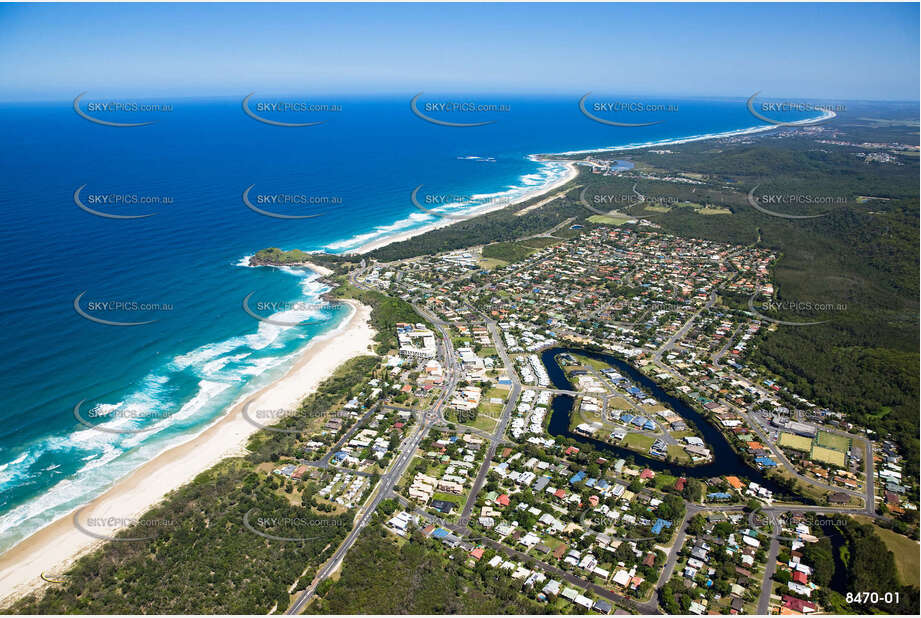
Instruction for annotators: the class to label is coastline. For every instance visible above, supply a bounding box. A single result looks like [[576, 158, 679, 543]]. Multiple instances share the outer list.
[[248, 256, 334, 277], [349, 159, 579, 255], [346, 110, 836, 256], [0, 107, 840, 608], [555, 109, 837, 155], [0, 298, 375, 608]]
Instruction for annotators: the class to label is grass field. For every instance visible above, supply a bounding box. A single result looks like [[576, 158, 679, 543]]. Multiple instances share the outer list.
[[815, 430, 851, 452], [853, 517, 921, 586], [481, 241, 535, 263], [622, 433, 656, 451], [666, 444, 692, 463], [608, 396, 634, 411], [461, 413, 498, 433], [587, 214, 634, 225], [653, 472, 679, 490], [695, 206, 732, 215], [810, 445, 846, 467], [879, 527, 920, 586], [480, 387, 507, 414], [477, 257, 507, 270], [778, 432, 813, 452], [572, 354, 612, 371]]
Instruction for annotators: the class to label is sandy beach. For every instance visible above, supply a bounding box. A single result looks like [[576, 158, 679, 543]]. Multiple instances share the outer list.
[[0, 299, 375, 607], [349, 159, 580, 255], [345, 109, 834, 258]]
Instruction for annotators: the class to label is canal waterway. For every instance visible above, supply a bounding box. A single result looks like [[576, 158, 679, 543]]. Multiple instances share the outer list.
[[542, 347, 789, 495]]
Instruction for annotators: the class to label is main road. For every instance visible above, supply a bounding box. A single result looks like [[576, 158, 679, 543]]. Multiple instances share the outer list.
[[286, 268, 463, 614]]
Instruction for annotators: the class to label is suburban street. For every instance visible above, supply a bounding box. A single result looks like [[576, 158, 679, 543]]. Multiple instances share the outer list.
[[286, 266, 465, 614], [283, 260, 887, 615]]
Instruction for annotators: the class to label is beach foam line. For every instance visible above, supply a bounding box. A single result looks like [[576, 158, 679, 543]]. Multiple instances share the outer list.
[[328, 109, 834, 257], [0, 299, 375, 607], [551, 110, 835, 156], [334, 158, 579, 255], [0, 269, 338, 554]]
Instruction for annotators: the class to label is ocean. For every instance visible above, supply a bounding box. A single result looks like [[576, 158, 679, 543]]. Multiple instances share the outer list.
[[0, 94, 821, 552]]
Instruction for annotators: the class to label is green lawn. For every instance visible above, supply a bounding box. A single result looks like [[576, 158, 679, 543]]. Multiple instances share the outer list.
[[572, 354, 613, 371], [695, 206, 732, 215], [815, 430, 851, 452], [622, 433, 656, 451], [810, 445, 846, 467], [477, 257, 508, 270], [462, 414, 498, 433], [863, 521, 920, 587], [587, 214, 634, 225], [778, 432, 812, 452], [666, 445, 692, 463]]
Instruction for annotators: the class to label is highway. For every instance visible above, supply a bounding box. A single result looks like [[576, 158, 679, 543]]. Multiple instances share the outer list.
[[286, 265, 464, 614], [285, 419, 430, 614]]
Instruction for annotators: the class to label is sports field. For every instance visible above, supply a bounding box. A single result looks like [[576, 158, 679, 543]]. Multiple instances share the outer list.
[[778, 432, 812, 452], [815, 430, 850, 452], [810, 445, 846, 467]]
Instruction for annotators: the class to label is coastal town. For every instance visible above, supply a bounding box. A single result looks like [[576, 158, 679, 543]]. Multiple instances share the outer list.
[[1, 4, 918, 617], [234, 215, 916, 615], [6, 124, 916, 615]]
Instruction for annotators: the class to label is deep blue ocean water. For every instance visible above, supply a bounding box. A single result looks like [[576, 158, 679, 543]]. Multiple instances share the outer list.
[[0, 94, 819, 551]]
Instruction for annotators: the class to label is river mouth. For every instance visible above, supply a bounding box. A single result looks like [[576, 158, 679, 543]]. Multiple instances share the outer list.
[[541, 347, 791, 496]]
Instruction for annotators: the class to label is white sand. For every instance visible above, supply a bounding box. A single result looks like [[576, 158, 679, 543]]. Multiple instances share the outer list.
[[0, 300, 375, 607], [350, 160, 579, 255]]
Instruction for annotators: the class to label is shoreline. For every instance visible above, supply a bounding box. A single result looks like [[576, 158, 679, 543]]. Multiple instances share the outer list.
[[345, 110, 835, 256], [553, 109, 837, 156], [0, 298, 375, 608], [248, 257, 334, 277], [348, 159, 579, 255], [0, 107, 839, 607]]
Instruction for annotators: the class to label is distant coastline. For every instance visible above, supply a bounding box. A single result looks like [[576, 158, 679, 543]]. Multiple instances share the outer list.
[[345, 110, 836, 256], [0, 106, 838, 607], [349, 158, 579, 255]]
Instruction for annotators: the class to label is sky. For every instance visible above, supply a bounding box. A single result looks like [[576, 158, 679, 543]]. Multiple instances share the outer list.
[[0, 2, 918, 101]]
